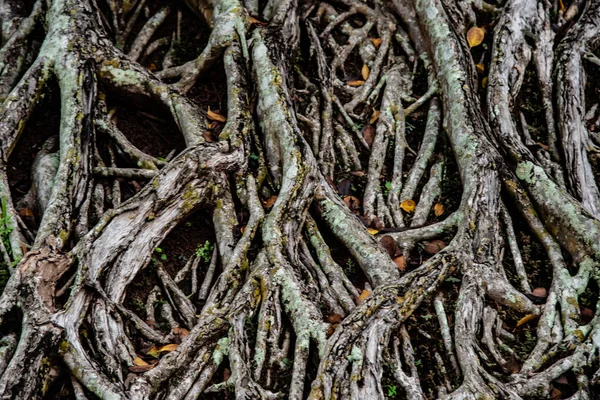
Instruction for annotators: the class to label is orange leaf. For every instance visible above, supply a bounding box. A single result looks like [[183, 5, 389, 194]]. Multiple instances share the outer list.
[[133, 357, 148, 366], [358, 289, 371, 303], [475, 63, 485, 74], [361, 64, 370, 81], [326, 314, 343, 323], [559, 0, 565, 11], [207, 107, 227, 122], [370, 38, 382, 47], [393, 256, 407, 271], [263, 195, 278, 208], [249, 16, 268, 26], [516, 313, 540, 328], [369, 109, 380, 124], [466, 27, 485, 48], [343, 195, 361, 209], [158, 343, 179, 353], [434, 203, 445, 217], [347, 80, 365, 87], [400, 199, 416, 212], [148, 63, 157, 71]]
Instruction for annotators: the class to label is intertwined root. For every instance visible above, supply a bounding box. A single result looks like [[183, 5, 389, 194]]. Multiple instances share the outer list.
[[0, 0, 599, 398]]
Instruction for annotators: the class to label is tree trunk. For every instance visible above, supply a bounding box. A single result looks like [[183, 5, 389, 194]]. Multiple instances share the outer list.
[[0, 0, 599, 398]]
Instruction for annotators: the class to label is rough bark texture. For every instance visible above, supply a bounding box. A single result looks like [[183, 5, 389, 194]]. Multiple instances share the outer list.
[[0, 0, 599, 398]]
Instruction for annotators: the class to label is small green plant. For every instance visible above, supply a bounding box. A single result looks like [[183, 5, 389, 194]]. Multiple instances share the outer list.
[[0, 198, 14, 292], [386, 385, 397, 397], [154, 247, 167, 261], [383, 181, 392, 196], [249, 152, 259, 161], [196, 240, 214, 263]]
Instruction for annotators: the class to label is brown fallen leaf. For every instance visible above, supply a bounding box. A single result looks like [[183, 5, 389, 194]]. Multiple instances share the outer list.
[[158, 343, 178, 353], [467, 26, 485, 48], [550, 387, 562, 400], [263, 195, 278, 208], [393, 256, 407, 272], [516, 313, 540, 328], [358, 289, 371, 303], [361, 64, 370, 80], [423, 240, 446, 255], [531, 287, 547, 298], [434, 203, 445, 217], [249, 16, 268, 26], [475, 63, 485, 74], [202, 132, 214, 142], [173, 327, 189, 339], [207, 107, 227, 122], [19, 208, 33, 217], [581, 306, 594, 323], [350, 170, 366, 177], [343, 195, 361, 212], [400, 199, 416, 213], [347, 80, 365, 87], [369, 109, 380, 124], [326, 314, 343, 324], [327, 323, 339, 337], [133, 357, 149, 366], [370, 38, 382, 47], [362, 124, 376, 147], [223, 367, 231, 381], [380, 235, 398, 258], [129, 364, 155, 373], [148, 63, 157, 71]]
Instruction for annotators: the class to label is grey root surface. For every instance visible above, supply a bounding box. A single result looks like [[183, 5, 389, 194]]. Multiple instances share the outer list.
[[0, 0, 599, 398]]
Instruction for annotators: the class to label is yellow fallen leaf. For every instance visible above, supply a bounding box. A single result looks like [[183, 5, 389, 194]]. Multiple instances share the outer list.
[[369, 109, 380, 124], [207, 107, 227, 122], [358, 289, 371, 303], [434, 203, 445, 217], [367, 228, 379, 235], [559, 0, 565, 11], [370, 38, 382, 47], [400, 199, 416, 213], [482, 77, 488, 88], [146, 346, 160, 358], [347, 80, 365, 87], [516, 314, 540, 328], [133, 357, 148, 366], [158, 343, 179, 353], [467, 27, 485, 48], [361, 64, 370, 80], [475, 63, 485, 74]]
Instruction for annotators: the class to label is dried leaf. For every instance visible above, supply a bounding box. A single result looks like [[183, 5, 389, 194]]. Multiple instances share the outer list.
[[343, 195, 361, 211], [263, 196, 278, 208], [361, 64, 370, 81], [370, 38, 382, 47], [223, 367, 231, 381], [207, 107, 227, 122], [475, 63, 485, 74], [202, 132, 214, 142], [482, 77, 488, 88], [581, 306, 594, 322], [369, 109, 380, 124], [554, 374, 569, 385], [434, 203, 445, 217], [133, 357, 149, 366], [129, 364, 155, 373], [326, 314, 343, 324], [19, 208, 33, 217], [327, 323, 339, 337], [358, 289, 371, 303], [249, 16, 268, 26], [423, 240, 446, 255], [350, 171, 366, 177], [393, 256, 407, 271], [347, 80, 365, 87], [145, 346, 160, 358], [516, 313, 540, 328], [158, 343, 179, 353], [173, 327, 189, 339], [367, 228, 379, 235], [380, 235, 398, 258], [550, 388, 562, 400], [466, 27, 485, 48], [148, 63, 157, 71], [559, 0, 565, 12], [362, 125, 376, 147], [536, 141, 549, 151], [400, 199, 416, 212], [531, 287, 547, 298]]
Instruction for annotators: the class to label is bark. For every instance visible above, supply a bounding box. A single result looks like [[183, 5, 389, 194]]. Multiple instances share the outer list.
[[0, 0, 599, 399]]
